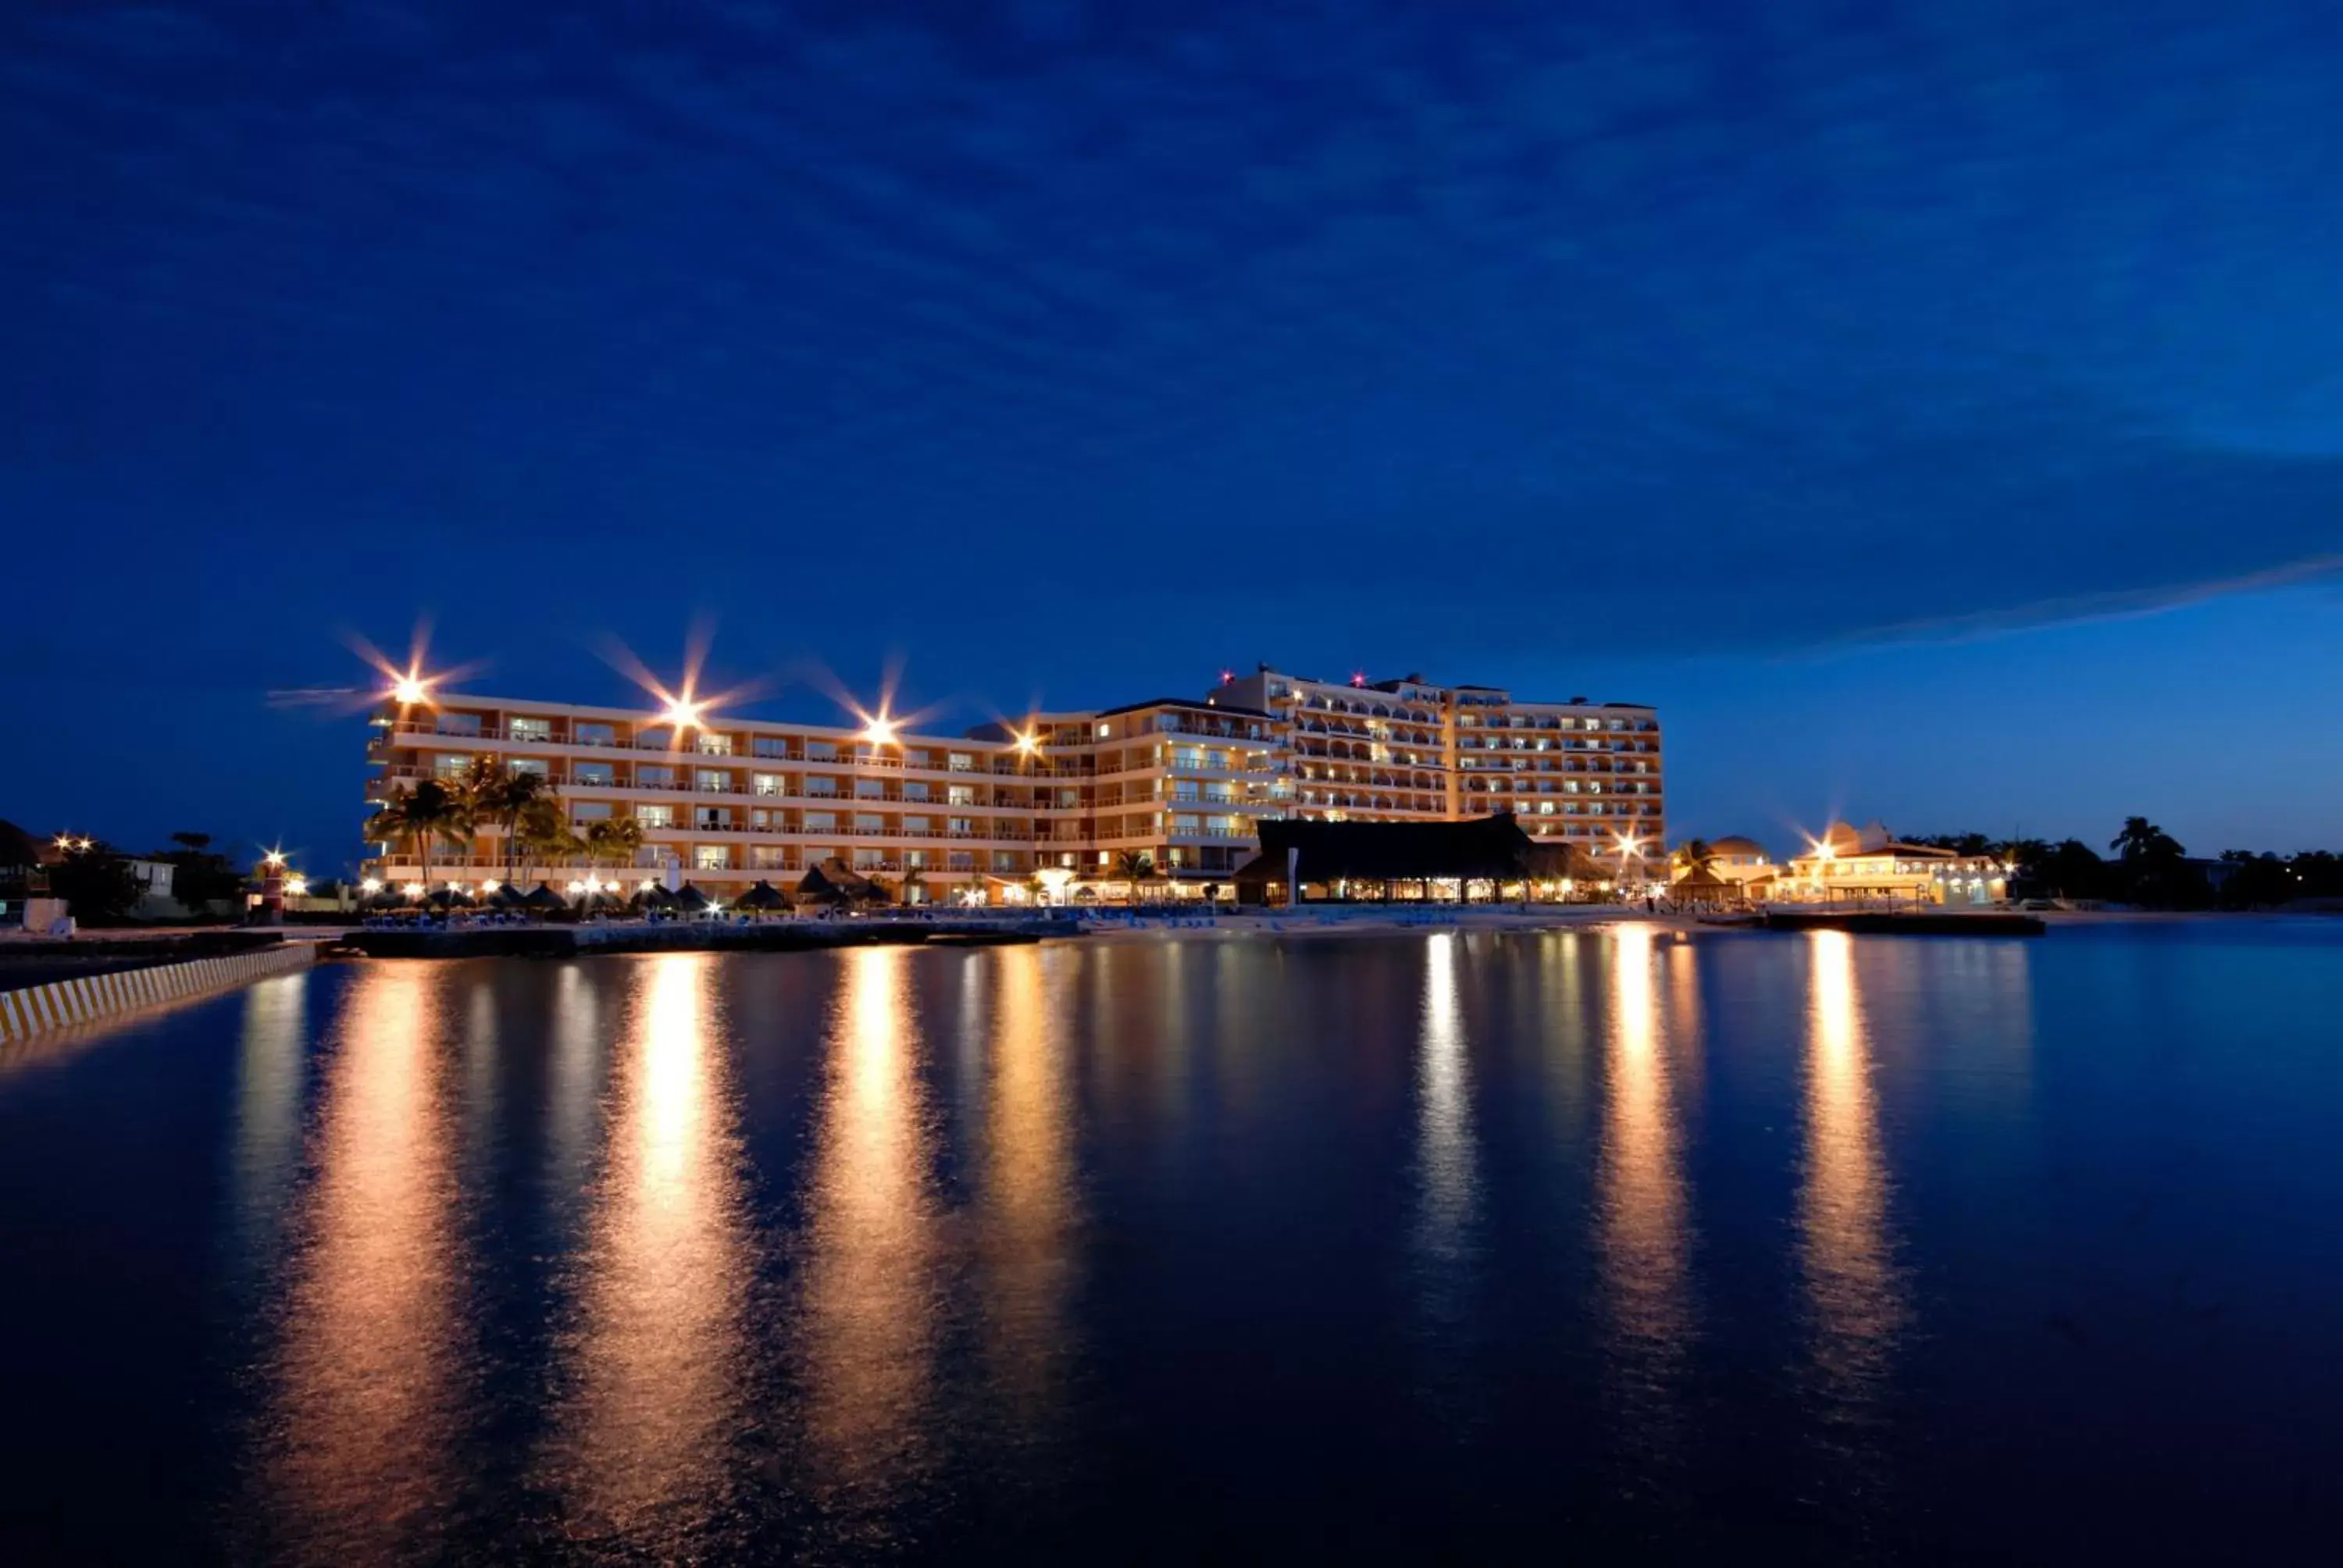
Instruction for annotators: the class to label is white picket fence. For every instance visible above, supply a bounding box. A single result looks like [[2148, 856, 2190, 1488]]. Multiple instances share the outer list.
[[0, 943, 316, 1042]]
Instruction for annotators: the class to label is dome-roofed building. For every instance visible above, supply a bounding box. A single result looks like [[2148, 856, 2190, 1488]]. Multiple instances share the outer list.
[[1703, 834, 1781, 898]]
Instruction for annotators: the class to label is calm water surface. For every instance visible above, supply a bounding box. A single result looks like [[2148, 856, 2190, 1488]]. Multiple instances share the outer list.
[[4, 925, 2341, 1562]]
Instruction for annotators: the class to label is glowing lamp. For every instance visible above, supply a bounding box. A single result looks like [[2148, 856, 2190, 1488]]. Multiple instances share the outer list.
[[660, 697, 703, 730], [284, 876, 309, 897], [263, 850, 287, 867], [402, 882, 426, 899], [390, 675, 430, 705], [362, 878, 383, 894], [861, 713, 900, 746], [480, 878, 499, 893]]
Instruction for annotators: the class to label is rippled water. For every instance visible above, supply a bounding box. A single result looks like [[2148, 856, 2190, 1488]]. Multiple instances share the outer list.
[[4, 924, 2341, 1561]]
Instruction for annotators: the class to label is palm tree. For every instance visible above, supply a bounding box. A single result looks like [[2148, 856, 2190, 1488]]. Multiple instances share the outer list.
[[368, 779, 471, 889], [458, 757, 550, 886], [512, 797, 580, 884], [2109, 816, 2184, 864], [900, 865, 926, 906], [1671, 838, 1716, 877], [1113, 849, 1156, 905], [1997, 837, 2051, 875], [585, 815, 646, 874]]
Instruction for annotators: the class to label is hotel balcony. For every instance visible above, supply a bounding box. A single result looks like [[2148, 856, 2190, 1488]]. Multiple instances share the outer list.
[[376, 720, 1036, 778]]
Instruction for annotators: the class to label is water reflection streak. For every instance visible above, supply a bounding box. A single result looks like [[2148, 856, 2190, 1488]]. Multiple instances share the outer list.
[[547, 953, 756, 1546], [800, 945, 943, 1506], [980, 946, 1077, 1423], [1414, 932, 1478, 1269], [1599, 925, 1692, 1381], [262, 965, 465, 1560], [1799, 932, 1907, 1417]]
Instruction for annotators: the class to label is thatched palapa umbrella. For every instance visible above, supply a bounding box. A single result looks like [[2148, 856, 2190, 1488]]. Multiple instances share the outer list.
[[793, 859, 875, 913]]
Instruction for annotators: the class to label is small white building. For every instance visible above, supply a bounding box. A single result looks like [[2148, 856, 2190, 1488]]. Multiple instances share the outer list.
[[1782, 821, 2006, 906], [122, 859, 181, 918]]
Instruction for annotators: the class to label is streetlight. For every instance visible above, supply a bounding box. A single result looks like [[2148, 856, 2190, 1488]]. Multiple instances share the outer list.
[[390, 672, 430, 706], [362, 877, 383, 895], [1615, 832, 1645, 893]]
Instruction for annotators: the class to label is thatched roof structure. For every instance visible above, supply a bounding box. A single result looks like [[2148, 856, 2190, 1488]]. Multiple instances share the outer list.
[[1234, 814, 1535, 892], [1525, 839, 1610, 882], [737, 879, 789, 911], [796, 859, 884, 908]]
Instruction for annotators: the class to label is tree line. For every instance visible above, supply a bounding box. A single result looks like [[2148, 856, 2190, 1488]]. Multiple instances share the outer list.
[[1903, 818, 2343, 909]]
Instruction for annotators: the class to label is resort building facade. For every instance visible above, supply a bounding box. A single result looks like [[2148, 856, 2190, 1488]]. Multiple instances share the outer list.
[[1215, 668, 1664, 853], [362, 666, 1662, 902]]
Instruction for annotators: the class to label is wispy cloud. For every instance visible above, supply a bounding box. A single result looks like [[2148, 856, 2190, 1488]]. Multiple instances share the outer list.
[[3, 0, 2341, 661]]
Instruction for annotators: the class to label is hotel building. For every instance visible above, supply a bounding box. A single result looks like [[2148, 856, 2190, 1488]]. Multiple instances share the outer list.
[[362, 667, 1662, 902]]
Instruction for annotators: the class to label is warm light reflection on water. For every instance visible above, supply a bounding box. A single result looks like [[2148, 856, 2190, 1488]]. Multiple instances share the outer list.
[[545, 961, 603, 1211], [260, 964, 464, 1560], [1414, 932, 1478, 1267], [799, 945, 942, 1506], [229, 970, 308, 1280], [1799, 931, 1907, 1415], [979, 946, 1078, 1421], [544, 953, 755, 1546], [1599, 926, 1692, 1396]]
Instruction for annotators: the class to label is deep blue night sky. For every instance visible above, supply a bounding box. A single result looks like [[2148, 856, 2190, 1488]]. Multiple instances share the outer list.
[[4, 1, 2339, 871]]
